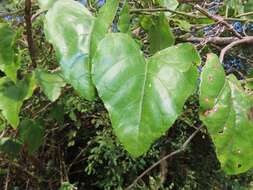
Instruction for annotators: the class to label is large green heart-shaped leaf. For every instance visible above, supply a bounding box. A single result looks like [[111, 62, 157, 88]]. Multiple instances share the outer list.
[[0, 74, 36, 128], [92, 33, 200, 156], [199, 54, 253, 175], [45, 0, 119, 100], [45, 0, 95, 100], [0, 23, 19, 82]]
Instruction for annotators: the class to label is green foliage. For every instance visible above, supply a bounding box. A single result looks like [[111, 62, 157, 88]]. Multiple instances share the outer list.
[[0, 137, 22, 157], [59, 182, 77, 190], [35, 69, 66, 102], [0, 23, 19, 82], [199, 54, 253, 175], [118, 2, 131, 33], [159, 0, 179, 16], [44, 0, 96, 100], [85, 125, 160, 190], [148, 14, 175, 54], [44, 0, 119, 101], [1, 0, 253, 189], [90, 0, 120, 58], [93, 33, 200, 156], [18, 119, 44, 154], [0, 74, 36, 128]]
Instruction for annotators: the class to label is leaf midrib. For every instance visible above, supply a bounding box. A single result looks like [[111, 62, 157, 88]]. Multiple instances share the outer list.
[[137, 61, 148, 134]]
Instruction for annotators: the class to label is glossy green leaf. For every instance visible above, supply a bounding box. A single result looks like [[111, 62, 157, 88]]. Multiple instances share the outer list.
[[35, 69, 66, 102], [38, 0, 58, 10], [0, 23, 19, 82], [45, 0, 96, 100], [90, 0, 120, 57], [93, 33, 200, 156], [19, 119, 44, 154], [199, 53, 253, 175], [148, 14, 175, 54], [45, 0, 119, 100], [0, 74, 36, 128]]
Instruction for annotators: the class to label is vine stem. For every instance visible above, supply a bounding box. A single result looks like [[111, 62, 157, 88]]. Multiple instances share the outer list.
[[126, 126, 203, 190], [4, 167, 10, 190], [219, 36, 253, 63], [194, 5, 243, 39], [130, 8, 252, 22], [181, 36, 238, 45], [25, 0, 37, 68]]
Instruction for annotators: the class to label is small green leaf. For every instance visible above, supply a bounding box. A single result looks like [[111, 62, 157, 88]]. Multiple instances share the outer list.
[[35, 69, 66, 102], [0, 23, 19, 82], [199, 53, 253, 175], [140, 16, 154, 31], [93, 33, 200, 156], [159, 0, 179, 16], [50, 104, 65, 124], [19, 119, 44, 154], [0, 137, 22, 157], [148, 14, 175, 54], [59, 182, 76, 190], [0, 74, 36, 128], [172, 19, 192, 32]]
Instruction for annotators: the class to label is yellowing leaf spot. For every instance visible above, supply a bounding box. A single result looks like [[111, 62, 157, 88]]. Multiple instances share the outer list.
[[208, 75, 213, 82]]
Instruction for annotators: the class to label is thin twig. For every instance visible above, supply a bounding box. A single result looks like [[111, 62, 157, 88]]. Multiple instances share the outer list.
[[25, 0, 37, 68], [32, 102, 54, 119], [178, 0, 202, 2], [130, 7, 253, 22], [181, 36, 238, 45], [241, 78, 253, 84], [194, 4, 243, 39], [31, 10, 47, 22], [220, 36, 253, 63], [236, 11, 253, 18], [130, 8, 203, 19], [126, 126, 203, 190], [4, 167, 10, 190]]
